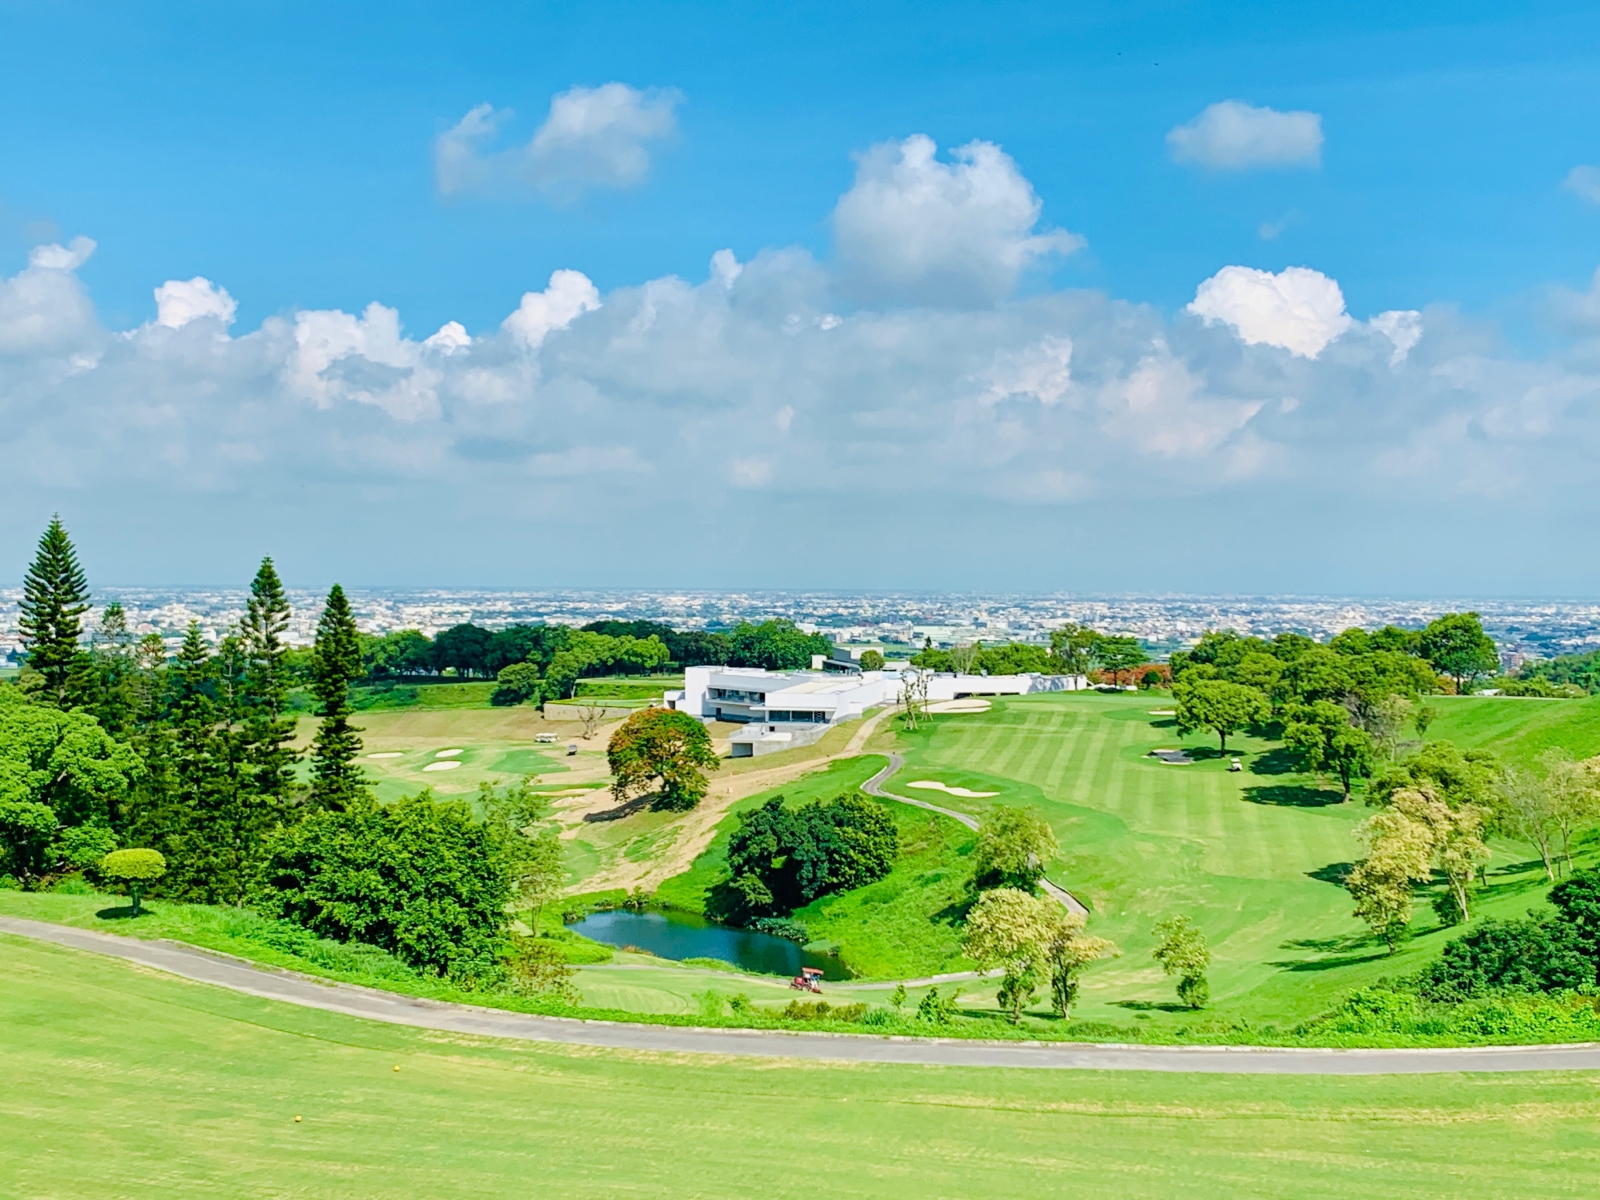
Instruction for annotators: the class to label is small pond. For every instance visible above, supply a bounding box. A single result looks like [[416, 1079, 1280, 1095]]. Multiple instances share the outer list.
[[569, 909, 851, 981]]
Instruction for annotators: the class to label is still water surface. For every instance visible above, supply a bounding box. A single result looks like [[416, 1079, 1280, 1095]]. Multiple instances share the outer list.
[[570, 909, 850, 980]]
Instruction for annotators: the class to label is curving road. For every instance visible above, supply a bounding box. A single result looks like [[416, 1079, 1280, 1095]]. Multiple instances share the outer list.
[[7, 916, 1600, 1074], [861, 753, 1090, 916]]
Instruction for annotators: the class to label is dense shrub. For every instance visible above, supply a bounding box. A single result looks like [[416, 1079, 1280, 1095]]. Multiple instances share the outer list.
[[1550, 867, 1600, 974], [1412, 915, 1592, 1000], [256, 793, 512, 980], [720, 792, 898, 918], [1304, 986, 1600, 1043]]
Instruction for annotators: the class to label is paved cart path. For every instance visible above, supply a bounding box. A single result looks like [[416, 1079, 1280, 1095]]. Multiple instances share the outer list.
[[861, 752, 1090, 916], [6, 917, 1600, 1074]]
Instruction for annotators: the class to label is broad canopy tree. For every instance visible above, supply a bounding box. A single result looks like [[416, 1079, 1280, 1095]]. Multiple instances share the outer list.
[[1419, 612, 1499, 693], [0, 689, 141, 886], [1173, 679, 1269, 752], [607, 707, 719, 811], [972, 806, 1059, 893], [1282, 701, 1376, 801], [722, 792, 898, 917]]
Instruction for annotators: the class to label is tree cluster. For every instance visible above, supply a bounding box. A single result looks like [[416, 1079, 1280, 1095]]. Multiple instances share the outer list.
[[962, 888, 1118, 1022], [1, 518, 568, 993], [1409, 867, 1600, 1000], [719, 792, 899, 920]]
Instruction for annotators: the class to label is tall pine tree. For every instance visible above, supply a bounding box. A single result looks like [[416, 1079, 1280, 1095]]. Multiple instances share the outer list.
[[308, 584, 366, 811], [240, 558, 298, 805], [162, 623, 226, 899], [19, 515, 91, 707]]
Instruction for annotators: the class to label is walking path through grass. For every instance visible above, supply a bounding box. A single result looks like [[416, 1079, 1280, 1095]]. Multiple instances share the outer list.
[[8, 916, 1600, 1074], [862, 752, 1089, 916]]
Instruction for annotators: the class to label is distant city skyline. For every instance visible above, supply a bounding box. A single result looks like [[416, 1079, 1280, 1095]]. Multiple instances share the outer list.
[[3, 586, 1596, 666]]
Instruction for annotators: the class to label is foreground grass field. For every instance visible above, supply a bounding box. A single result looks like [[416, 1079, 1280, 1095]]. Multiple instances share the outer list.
[[6, 935, 1600, 1200]]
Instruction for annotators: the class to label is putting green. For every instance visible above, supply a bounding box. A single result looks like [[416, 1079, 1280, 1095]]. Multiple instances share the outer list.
[[5, 935, 1598, 1199]]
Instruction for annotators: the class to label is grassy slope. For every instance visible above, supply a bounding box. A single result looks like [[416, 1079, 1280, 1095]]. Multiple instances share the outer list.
[[884, 691, 1600, 1030], [6, 937, 1600, 1200], [1425, 693, 1600, 767]]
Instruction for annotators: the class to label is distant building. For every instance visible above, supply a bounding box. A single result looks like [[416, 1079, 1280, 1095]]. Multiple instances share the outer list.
[[663, 665, 1081, 757]]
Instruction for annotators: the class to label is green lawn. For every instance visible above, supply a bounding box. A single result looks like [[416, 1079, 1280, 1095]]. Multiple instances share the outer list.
[[5, 935, 1599, 1200], [1425, 693, 1600, 767], [291, 707, 607, 804], [878, 690, 1600, 1029]]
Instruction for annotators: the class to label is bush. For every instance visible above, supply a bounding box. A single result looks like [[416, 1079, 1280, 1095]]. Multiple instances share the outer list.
[[505, 935, 578, 1004], [1304, 985, 1600, 1042], [721, 792, 898, 919], [780, 999, 868, 1022], [256, 794, 512, 980], [1413, 916, 1593, 1000], [915, 986, 963, 1025]]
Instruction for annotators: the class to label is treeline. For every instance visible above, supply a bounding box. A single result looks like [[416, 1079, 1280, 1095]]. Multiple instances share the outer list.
[[1516, 648, 1600, 696], [909, 626, 1151, 683], [354, 617, 831, 705]]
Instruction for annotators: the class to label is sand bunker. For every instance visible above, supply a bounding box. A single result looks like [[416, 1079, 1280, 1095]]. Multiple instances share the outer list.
[[1149, 748, 1194, 764], [421, 760, 463, 772], [366, 752, 402, 759], [927, 699, 992, 714], [434, 748, 464, 758], [1149, 709, 1176, 716], [907, 780, 1000, 798]]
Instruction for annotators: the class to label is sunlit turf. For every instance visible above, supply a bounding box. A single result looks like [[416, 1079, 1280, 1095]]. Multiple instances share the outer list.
[[291, 707, 599, 803], [5, 936, 1600, 1200], [1425, 693, 1600, 768], [879, 690, 1600, 1028]]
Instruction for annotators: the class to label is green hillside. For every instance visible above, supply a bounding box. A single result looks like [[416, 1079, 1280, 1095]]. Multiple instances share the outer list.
[[1424, 693, 1600, 767]]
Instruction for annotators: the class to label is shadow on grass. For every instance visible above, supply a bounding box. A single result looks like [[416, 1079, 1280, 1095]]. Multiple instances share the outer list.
[[94, 905, 144, 920], [1268, 952, 1389, 972], [1306, 861, 1355, 887], [582, 795, 655, 823], [1245, 784, 1345, 808], [1113, 1000, 1192, 1014], [1246, 746, 1303, 777]]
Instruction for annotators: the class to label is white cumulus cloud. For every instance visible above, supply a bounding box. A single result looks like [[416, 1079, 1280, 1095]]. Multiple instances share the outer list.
[[1189, 265, 1354, 358], [1167, 101, 1323, 170], [154, 277, 237, 329], [435, 83, 681, 203], [832, 134, 1083, 307], [501, 270, 602, 348]]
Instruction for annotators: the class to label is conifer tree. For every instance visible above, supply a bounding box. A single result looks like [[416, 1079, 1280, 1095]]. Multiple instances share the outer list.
[[308, 584, 366, 811], [162, 623, 224, 898], [82, 602, 137, 737], [240, 558, 298, 805], [19, 515, 91, 707]]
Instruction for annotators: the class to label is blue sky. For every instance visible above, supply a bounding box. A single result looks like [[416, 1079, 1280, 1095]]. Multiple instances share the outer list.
[[4, 1, 1600, 593]]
